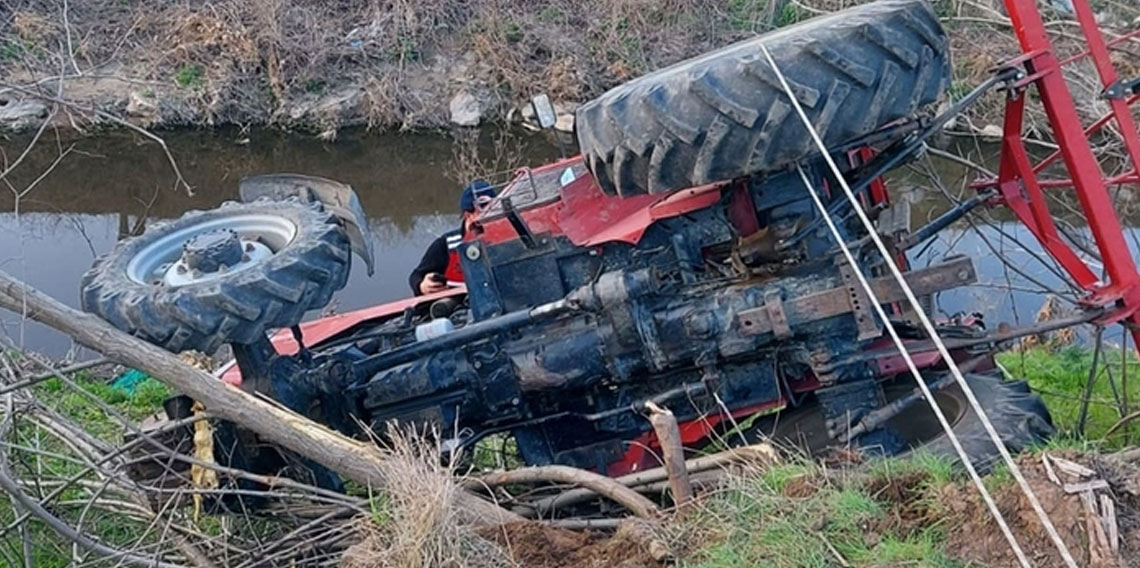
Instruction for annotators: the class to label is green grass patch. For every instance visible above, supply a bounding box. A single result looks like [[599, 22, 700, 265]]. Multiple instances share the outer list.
[[774, 3, 805, 27], [682, 459, 964, 568], [866, 451, 957, 487], [998, 345, 1140, 448], [470, 433, 523, 472], [35, 372, 171, 442], [174, 64, 204, 88], [1, 40, 23, 61]]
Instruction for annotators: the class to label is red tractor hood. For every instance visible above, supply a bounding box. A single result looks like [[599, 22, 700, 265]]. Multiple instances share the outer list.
[[478, 156, 725, 247]]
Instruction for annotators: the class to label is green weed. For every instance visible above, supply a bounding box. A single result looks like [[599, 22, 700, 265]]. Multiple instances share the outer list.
[[949, 80, 971, 101], [1, 40, 22, 61], [775, 3, 804, 27], [174, 64, 204, 89], [683, 458, 961, 568], [505, 20, 524, 43], [727, 0, 768, 31], [998, 346, 1140, 447], [305, 78, 327, 94]]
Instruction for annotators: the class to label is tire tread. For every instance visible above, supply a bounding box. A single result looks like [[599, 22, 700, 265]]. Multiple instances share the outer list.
[[575, 0, 952, 197]]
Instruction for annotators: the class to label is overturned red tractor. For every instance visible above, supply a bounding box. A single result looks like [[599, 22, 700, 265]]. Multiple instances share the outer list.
[[82, 0, 1064, 492]]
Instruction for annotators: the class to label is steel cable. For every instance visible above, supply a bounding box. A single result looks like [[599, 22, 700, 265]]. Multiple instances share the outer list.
[[760, 45, 1079, 568]]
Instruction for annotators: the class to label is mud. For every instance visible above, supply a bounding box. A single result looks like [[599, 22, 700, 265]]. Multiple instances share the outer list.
[[937, 454, 1139, 568], [477, 522, 665, 568], [864, 470, 940, 537]]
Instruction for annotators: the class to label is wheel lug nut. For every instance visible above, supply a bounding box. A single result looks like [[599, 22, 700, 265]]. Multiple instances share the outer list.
[[245, 243, 255, 252], [176, 265, 187, 274], [242, 254, 251, 262]]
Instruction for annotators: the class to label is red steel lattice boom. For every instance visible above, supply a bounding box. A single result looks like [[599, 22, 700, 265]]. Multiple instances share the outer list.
[[979, 0, 1140, 348]]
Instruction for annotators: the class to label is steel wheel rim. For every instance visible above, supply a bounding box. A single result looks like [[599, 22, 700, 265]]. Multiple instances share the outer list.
[[125, 214, 297, 287]]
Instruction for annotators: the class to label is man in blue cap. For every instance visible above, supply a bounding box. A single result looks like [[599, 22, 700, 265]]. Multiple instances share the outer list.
[[408, 180, 495, 295]]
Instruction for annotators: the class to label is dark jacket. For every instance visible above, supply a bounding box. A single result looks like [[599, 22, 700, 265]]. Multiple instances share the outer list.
[[408, 233, 449, 295], [409, 226, 468, 295]]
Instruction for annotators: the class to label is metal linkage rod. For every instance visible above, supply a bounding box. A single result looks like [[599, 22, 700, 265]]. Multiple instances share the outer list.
[[761, 45, 1079, 568]]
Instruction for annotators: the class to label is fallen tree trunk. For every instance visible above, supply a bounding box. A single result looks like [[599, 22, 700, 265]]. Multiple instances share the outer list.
[[0, 271, 520, 526]]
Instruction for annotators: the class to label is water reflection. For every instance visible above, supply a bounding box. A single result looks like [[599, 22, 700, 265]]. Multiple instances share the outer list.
[[0, 128, 561, 356], [0, 129, 1134, 355], [916, 222, 1140, 346]]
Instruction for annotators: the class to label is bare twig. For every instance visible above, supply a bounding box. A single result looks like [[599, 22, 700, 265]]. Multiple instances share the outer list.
[[528, 444, 776, 515], [0, 357, 111, 396], [0, 81, 193, 196]]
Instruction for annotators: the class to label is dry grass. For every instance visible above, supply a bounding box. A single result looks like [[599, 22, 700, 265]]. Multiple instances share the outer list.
[[444, 125, 528, 188], [3, 0, 1139, 137], [342, 425, 517, 568]]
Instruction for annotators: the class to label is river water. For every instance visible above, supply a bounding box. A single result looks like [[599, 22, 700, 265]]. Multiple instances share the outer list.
[[0, 128, 1135, 356]]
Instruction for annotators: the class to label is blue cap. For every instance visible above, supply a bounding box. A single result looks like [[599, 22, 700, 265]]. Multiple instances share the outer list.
[[459, 180, 495, 212]]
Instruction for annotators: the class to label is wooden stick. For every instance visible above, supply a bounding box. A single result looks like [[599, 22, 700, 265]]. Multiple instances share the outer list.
[[1099, 494, 1118, 554], [645, 401, 692, 507], [543, 518, 623, 530], [471, 465, 659, 519], [0, 270, 520, 526], [1080, 491, 1113, 567], [1063, 480, 1109, 494]]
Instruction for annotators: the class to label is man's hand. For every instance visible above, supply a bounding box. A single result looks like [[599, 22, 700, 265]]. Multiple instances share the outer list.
[[418, 273, 447, 295]]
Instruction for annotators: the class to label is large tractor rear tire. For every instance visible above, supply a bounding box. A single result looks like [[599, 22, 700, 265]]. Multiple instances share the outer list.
[[754, 371, 1053, 473], [81, 199, 351, 354], [910, 371, 1055, 472], [575, 0, 952, 197]]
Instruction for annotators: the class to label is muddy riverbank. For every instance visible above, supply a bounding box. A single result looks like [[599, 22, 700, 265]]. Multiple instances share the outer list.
[[3, 1, 1136, 136]]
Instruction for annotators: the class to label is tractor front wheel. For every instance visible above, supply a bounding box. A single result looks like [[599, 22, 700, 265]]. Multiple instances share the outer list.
[[81, 199, 351, 354]]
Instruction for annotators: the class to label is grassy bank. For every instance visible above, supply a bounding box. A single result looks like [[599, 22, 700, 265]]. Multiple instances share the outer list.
[[3, 0, 1136, 136], [1000, 345, 1140, 450], [678, 345, 1140, 568]]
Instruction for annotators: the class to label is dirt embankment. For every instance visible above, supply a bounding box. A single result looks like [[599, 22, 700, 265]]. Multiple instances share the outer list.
[[1, 0, 1137, 138]]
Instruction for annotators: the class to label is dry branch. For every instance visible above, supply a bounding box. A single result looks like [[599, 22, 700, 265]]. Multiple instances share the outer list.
[[529, 443, 777, 515], [0, 268, 520, 527], [0, 81, 193, 195], [472, 464, 660, 520]]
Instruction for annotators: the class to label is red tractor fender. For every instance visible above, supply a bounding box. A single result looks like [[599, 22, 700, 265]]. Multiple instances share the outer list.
[[217, 287, 466, 386]]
